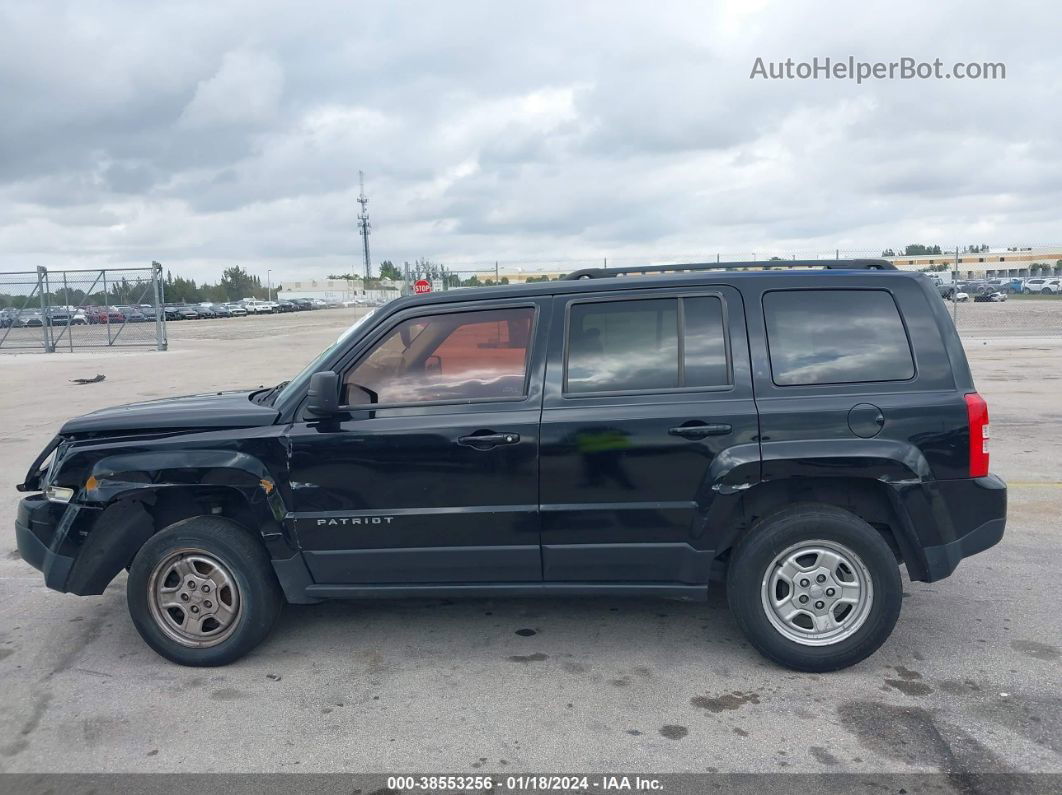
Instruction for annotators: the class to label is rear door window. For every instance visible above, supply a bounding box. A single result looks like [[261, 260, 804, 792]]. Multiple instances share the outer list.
[[565, 295, 731, 394], [763, 289, 914, 386]]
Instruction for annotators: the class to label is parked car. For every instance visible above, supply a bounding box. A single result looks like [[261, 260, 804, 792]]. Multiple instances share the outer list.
[[276, 301, 297, 313], [116, 306, 147, 322], [210, 303, 233, 318], [972, 285, 1008, 303], [224, 303, 248, 317], [195, 304, 218, 319], [18, 310, 44, 327], [1023, 278, 1061, 294], [177, 306, 200, 320], [291, 298, 315, 310], [241, 299, 277, 315], [14, 261, 1007, 671], [83, 306, 126, 324], [45, 308, 72, 326], [162, 305, 183, 321]]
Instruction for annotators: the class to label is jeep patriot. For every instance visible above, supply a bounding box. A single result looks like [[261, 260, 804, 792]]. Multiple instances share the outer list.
[[16, 259, 1006, 670]]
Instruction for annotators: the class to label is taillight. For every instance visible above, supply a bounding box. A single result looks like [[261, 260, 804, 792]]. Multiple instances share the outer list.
[[964, 392, 990, 477]]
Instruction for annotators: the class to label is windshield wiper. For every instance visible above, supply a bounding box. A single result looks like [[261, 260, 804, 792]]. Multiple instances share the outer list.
[[254, 380, 289, 405]]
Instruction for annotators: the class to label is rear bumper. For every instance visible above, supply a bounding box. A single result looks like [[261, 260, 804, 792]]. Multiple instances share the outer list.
[[921, 516, 1006, 581], [906, 473, 1007, 581]]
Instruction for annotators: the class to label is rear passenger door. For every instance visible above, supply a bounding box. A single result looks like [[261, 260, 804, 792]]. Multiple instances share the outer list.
[[539, 287, 760, 584]]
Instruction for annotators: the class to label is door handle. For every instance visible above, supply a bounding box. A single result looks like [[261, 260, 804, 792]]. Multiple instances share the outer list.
[[458, 431, 521, 449], [668, 423, 732, 439]]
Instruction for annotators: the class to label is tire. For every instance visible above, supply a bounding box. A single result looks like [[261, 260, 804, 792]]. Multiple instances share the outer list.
[[1043, 288, 1053, 295], [726, 504, 902, 672], [126, 516, 284, 666]]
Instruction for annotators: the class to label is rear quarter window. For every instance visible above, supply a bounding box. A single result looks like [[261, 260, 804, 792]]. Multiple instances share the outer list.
[[763, 289, 914, 386]]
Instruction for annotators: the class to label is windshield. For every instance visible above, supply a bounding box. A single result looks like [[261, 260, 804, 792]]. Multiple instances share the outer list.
[[273, 309, 377, 405]]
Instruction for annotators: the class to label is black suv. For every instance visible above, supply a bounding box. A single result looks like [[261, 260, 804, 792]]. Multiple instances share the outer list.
[[15, 260, 1006, 670]]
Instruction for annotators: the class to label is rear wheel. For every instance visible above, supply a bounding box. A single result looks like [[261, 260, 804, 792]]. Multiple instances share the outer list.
[[127, 517, 283, 666], [726, 504, 901, 672]]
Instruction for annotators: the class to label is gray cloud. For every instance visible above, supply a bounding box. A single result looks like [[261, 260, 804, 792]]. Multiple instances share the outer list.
[[0, 0, 1059, 281]]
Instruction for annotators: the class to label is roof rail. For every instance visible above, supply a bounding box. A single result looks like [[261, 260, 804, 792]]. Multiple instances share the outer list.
[[561, 258, 896, 280]]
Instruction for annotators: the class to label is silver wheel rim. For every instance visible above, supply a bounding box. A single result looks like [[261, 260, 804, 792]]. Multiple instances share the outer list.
[[147, 548, 242, 648], [760, 539, 874, 646]]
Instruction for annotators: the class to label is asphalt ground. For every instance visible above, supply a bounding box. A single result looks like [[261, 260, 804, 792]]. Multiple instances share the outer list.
[[0, 304, 1059, 776]]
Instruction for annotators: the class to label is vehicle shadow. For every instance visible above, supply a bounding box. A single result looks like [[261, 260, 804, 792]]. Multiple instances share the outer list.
[[260, 586, 752, 669]]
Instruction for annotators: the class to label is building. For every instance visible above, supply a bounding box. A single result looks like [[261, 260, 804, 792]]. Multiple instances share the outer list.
[[494, 248, 1062, 282], [886, 248, 1062, 278], [277, 278, 401, 304], [282, 249, 1062, 297]]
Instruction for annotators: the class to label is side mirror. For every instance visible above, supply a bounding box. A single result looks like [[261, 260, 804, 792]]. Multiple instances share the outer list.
[[306, 371, 340, 416]]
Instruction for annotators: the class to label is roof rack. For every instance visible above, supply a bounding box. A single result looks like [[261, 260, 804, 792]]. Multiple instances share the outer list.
[[561, 258, 896, 280]]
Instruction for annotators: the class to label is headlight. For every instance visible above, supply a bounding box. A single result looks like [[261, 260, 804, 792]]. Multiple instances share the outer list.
[[45, 486, 75, 503]]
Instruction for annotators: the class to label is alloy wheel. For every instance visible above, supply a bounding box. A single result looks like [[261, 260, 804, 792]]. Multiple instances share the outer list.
[[147, 548, 242, 648], [760, 540, 874, 646]]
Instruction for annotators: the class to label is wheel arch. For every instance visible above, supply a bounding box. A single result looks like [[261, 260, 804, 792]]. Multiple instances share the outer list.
[[64, 449, 296, 596], [709, 476, 927, 582]]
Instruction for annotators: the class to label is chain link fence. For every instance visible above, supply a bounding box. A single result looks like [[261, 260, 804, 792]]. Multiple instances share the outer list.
[[0, 264, 167, 352]]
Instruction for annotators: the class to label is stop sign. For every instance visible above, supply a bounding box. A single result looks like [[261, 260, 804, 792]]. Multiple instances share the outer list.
[[413, 279, 432, 294]]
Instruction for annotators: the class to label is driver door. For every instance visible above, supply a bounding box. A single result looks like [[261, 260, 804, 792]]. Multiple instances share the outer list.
[[286, 298, 550, 585]]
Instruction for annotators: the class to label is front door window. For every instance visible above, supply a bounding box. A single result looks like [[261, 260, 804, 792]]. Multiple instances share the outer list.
[[343, 307, 534, 405]]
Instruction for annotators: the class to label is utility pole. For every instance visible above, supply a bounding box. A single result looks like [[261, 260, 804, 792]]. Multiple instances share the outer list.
[[357, 171, 372, 281]]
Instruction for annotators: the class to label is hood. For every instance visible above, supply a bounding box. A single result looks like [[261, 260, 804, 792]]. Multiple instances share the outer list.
[[60, 390, 280, 435]]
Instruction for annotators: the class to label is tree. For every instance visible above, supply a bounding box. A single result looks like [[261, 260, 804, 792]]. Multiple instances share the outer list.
[[220, 266, 260, 301], [881, 248, 896, 257], [378, 260, 403, 281], [903, 244, 942, 256]]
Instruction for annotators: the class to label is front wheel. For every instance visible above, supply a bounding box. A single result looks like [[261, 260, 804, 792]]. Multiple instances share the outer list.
[[126, 517, 284, 666], [726, 504, 902, 672]]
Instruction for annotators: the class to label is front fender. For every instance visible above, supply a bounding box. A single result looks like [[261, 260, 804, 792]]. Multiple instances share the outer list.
[[70, 449, 296, 574], [83, 449, 288, 532]]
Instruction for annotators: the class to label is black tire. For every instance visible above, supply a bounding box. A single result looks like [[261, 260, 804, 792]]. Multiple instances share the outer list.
[[726, 504, 902, 672], [126, 516, 284, 666]]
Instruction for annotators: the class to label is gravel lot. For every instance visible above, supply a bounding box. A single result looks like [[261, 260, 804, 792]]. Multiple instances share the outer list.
[[1, 303, 1060, 776]]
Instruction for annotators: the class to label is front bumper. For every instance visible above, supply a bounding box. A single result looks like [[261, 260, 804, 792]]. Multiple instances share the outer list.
[[16, 494, 77, 591]]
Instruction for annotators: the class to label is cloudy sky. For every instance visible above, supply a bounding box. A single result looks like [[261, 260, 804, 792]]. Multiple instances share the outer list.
[[0, 1, 1058, 283]]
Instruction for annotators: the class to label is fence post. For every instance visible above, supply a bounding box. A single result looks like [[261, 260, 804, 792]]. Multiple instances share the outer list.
[[37, 266, 54, 352], [63, 271, 73, 352], [952, 247, 960, 326], [102, 269, 113, 346], [152, 261, 167, 351]]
